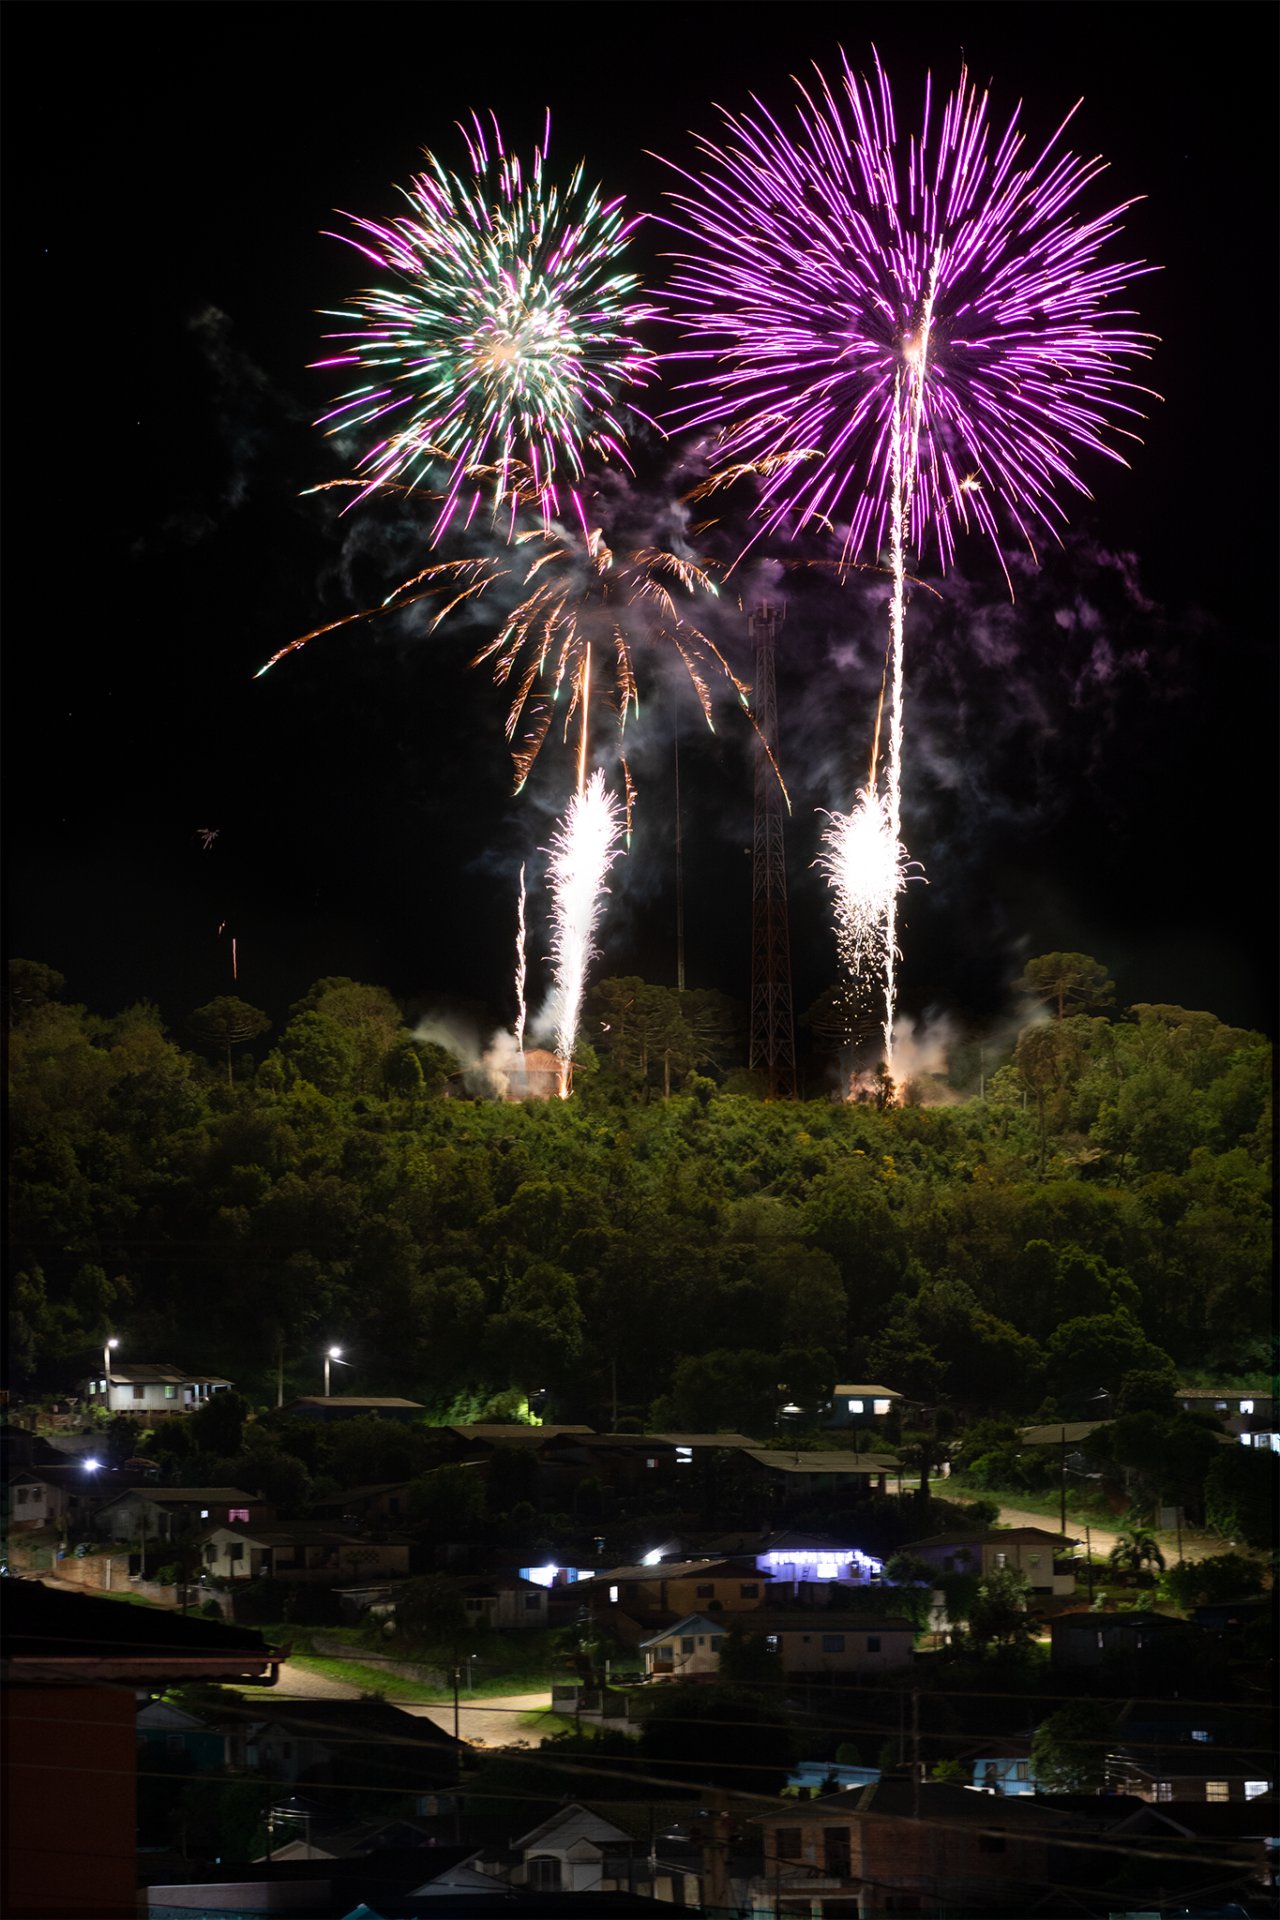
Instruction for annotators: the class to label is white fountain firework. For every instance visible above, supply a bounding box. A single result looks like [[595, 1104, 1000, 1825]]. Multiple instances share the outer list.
[[817, 786, 908, 983], [547, 769, 624, 1097]]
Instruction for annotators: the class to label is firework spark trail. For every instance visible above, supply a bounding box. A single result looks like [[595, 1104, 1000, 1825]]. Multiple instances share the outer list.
[[315, 113, 655, 540], [514, 864, 528, 1060], [661, 54, 1154, 1081], [546, 769, 624, 1098]]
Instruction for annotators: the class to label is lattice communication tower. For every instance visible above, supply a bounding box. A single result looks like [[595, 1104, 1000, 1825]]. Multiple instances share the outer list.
[[748, 602, 797, 1098]]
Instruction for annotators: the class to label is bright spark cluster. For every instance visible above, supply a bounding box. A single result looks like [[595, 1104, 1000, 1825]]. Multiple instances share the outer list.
[[315, 113, 656, 538], [817, 787, 916, 983], [659, 52, 1157, 574], [546, 770, 625, 1096]]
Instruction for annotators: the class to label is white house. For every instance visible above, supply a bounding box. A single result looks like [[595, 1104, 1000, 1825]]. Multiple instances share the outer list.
[[4, 1472, 69, 1533], [82, 1361, 233, 1417], [506, 1803, 700, 1903], [640, 1612, 727, 1679]]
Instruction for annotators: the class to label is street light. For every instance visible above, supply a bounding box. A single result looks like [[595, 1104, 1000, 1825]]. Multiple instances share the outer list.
[[103, 1335, 119, 1408], [323, 1346, 345, 1397]]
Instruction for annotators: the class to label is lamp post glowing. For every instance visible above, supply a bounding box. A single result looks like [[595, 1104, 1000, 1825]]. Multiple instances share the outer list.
[[323, 1346, 343, 1398], [103, 1336, 119, 1410]]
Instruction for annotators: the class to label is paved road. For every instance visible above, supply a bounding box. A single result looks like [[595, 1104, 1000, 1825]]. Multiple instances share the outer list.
[[267, 1663, 554, 1747], [405, 1690, 555, 1749]]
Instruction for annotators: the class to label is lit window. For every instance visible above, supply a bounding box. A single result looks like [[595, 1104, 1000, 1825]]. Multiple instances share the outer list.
[[609, 1585, 618, 1603], [817, 1560, 838, 1579], [1239, 1399, 1254, 1414], [1215, 1400, 1228, 1411], [1205, 1782, 1229, 1802], [1191, 1730, 1210, 1743], [1155, 1781, 1172, 1802], [164, 1385, 177, 1400], [677, 1448, 692, 1465], [1245, 1781, 1269, 1799], [994, 1552, 1007, 1569], [646, 1457, 658, 1469], [228, 1508, 249, 1523], [200, 1509, 209, 1520], [873, 1399, 891, 1416], [847, 1399, 864, 1413], [766, 1635, 780, 1651]]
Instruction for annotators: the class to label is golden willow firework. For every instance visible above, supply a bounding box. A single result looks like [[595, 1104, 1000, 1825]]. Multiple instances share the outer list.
[[313, 111, 656, 538], [472, 521, 750, 798]]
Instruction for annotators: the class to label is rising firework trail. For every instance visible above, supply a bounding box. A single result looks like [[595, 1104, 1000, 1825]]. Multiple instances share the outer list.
[[513, 863, 528, 1059], [314, 112, 655, 540], [546, 762, 624, 1098], [660, 52, 1155, 1081]]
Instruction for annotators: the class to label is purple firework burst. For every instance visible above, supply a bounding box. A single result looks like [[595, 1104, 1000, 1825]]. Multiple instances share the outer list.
[[658, 52, 1158, 573]]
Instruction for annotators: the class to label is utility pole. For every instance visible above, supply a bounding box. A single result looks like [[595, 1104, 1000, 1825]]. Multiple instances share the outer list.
[[911, 1690, 921, 1819], [747, 602, 797, 1099], [1060, 1427, 1067, 1537]]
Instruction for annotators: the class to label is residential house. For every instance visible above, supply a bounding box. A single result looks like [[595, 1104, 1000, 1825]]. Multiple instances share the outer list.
[[1050, 1609, 1195, 1673], [752, 1777, 1091, 1918], [639, 1611, 727, 1678], [754, 1530, 885, 1590], [456, 1570, 549, 1630], [900, 1526, 1077, 1595], [81, 1361, 233, 1417], [640, 1611, 915, 1679], [503, 1802, 704, 1904], [3, 1579, 280, 1920], [826, 1384, 904, 1430], [223, 1699, 462, 1797], [94, 1486, 271, 1546], [4, 1471, 69, 1533], [277, 1396, 427, 1423], [586, 1556, 768, 1624], [966, 1740, 1038, 1797], [1175, 1386, 1276, 1439], [740, 1447, 899, 1505], [201, 1520, 411, 1584], [744, 1612, 916, 1675], [135, 1699, 228, 1774], [1110, 1706, 1275, 1805], [307, 1481, 413, 1529]]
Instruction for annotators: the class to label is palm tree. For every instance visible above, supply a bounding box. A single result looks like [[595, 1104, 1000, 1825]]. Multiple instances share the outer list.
[[1108, 1529, 1166, 1584]]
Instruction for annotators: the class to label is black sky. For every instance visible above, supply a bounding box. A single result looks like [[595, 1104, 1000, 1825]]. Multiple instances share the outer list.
[[8, 3, 1277, 1047]]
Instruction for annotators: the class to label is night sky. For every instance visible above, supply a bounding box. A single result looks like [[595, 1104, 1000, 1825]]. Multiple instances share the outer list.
[[10, 4, 1277, 1054]]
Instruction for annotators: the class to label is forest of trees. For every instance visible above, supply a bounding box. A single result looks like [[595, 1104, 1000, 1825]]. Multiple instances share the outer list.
[[7, 955, 1272, 1433]]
